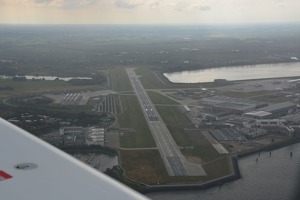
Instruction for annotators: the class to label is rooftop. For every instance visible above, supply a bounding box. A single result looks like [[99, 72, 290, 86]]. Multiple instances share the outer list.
[[245, 111, 272, 117], [261, 102, 296, 112], [214, 102, 255, 111]]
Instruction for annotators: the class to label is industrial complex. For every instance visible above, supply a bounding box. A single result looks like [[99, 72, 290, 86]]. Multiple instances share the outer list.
[[171, 77, 300, 148]]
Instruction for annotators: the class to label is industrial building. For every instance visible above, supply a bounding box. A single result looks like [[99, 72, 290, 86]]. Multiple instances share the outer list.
[[244, 111, 272, 119], [282, 112, 300, 124], [212, 102, 256, 114], [201, 96, 268, 114], [260, 102, 296, 117], [201, 96, 268, 109], [201, 110, 233, 121], [246, 102, 296, 119], [256, 119, 294, 136], [226, 116, 257, 128], [240, 128, 268, 139]]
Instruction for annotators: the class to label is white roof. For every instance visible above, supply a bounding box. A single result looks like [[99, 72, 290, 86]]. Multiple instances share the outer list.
[[0, 118, 148, 200], [245, 111, 272, 117]]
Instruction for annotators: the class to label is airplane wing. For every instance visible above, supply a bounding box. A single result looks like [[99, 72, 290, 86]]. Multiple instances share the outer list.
[[0, 118, 149, 200]]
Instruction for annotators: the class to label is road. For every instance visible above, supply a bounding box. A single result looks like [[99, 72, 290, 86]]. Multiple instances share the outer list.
[[126, 68, 206, 176]]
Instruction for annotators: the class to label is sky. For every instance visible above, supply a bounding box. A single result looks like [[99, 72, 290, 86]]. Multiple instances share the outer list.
[[0, 0, 300, 24]]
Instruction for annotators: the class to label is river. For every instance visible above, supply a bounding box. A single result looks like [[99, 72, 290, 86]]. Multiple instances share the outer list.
[[0, 75, 92, 81], [147, 143, 300, 200], [164, 62, 300, 83]]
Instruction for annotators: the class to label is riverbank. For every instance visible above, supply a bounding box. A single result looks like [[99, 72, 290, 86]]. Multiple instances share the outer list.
[[142, 155, 240, 194], [237, 137, 300, 158], [148, 142, 300, 200], [164, 62, 300, 83], [112, 154, 240, 194], [116, 137, 300, 194], [162, 61, 300, 74]]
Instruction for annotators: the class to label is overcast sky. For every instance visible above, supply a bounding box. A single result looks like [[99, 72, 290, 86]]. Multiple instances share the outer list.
[[1, 0, 300, 24]]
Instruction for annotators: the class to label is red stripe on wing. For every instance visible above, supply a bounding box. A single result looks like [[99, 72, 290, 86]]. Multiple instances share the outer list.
[[0, 170, 13, 181]]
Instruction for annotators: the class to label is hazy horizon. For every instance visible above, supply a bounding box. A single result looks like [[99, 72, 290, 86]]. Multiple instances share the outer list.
[[1, 0, 300, 25]]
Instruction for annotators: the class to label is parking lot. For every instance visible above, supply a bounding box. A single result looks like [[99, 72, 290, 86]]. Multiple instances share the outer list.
[[72, 153, 118, 172], [45, 90, 116, 105]]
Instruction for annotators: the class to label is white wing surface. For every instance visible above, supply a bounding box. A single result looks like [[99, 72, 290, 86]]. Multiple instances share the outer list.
[[0, 118, 148, 200]]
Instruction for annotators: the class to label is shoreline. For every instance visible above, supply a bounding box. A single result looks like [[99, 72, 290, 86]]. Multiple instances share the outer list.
[[162, 61, 300, 74], [141, 155, 240, 194], [136, 137, 300, 194], [163, 61, 300, 84]]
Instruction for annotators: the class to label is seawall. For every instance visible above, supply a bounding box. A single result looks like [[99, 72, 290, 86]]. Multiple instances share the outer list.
[[142, 155, 240, 193]]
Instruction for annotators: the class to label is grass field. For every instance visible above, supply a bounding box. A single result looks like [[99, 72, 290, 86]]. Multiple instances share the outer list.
[[120, 150, 168, 184], [182, 143, 224, 163], [155, 105, 194, 147], [118, 95, 155, 148], [155, 106, 192, 125], [147, 91, 179, 105], [109, 68, 133, 92], [0, 79, 99, 101], [134, 68, 166, 89], [183, 129, 226, 162], [202, 156, 231, 180]]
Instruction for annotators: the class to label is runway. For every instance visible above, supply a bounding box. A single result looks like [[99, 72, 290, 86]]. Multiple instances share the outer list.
[[127, 68, 206, 176]]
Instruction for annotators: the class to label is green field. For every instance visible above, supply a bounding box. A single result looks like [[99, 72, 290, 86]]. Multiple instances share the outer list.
[[120, 150, 168, 184], [0, 79, 99, 101], [155, 105, 194, 147], [134, 68, 166, 89], [109, 68, 133, 92], [156, 105, 192, 125], [202, 156, 231, 180], [181, 141, 224, 162], [147, 91, 179, 105], [182, 129, 228, 165], [118, 95, 155, 148]]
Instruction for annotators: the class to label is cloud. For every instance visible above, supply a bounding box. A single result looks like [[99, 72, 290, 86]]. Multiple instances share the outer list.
[[63, 0, 99, 8], [148, 0, 160, 8], [13, 0, 100, 8], [168, 1, 186, 11], [114, 0, 142, 9], [165, 0, 213, 12], [199, 5, 211, 11], [114, 0, 161, 9], [34, 0, 54, 3]]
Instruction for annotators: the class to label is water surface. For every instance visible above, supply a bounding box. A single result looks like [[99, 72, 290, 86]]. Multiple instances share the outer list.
[[0, 75, 92, 81], [164, 63, 300, 83], [148, 143, 300, 200]]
